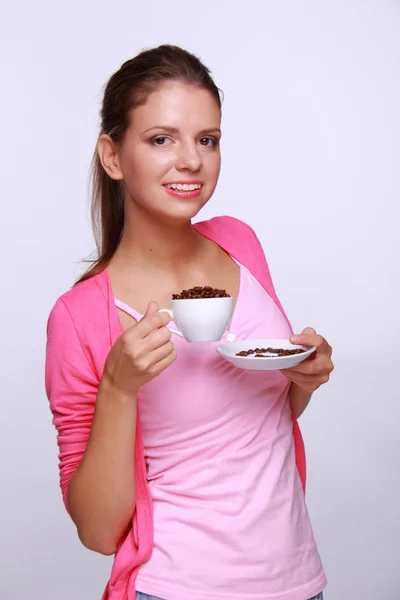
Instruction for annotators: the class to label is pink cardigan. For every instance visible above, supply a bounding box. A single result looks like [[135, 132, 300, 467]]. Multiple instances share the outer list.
[[45, 215, 306, 599]]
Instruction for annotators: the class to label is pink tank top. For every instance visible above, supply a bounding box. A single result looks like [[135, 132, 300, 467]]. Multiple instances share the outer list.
[[115, 259, 326, 600]]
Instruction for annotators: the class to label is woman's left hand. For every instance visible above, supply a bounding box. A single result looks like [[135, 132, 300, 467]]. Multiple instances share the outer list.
[[280, 327, 334, 394]]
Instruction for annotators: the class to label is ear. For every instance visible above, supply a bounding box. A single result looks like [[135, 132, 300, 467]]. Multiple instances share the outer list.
[[97, 134, 124, 180]]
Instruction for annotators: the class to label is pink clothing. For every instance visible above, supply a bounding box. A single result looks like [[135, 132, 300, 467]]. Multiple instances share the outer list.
[[118, 260, 325, 600], [45, 216, 323, 599]]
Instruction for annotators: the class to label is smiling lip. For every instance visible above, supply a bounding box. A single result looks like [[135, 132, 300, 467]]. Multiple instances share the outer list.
[[164, 181, 204, 184], [163, 181, 204, 199]]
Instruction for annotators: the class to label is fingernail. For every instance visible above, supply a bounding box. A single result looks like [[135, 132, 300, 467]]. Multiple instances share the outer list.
[[291, 335, 301, 344]]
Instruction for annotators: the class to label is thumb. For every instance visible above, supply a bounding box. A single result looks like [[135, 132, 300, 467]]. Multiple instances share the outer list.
[[143, 301, 160, 318], [302, 327, 316, 334], [290, 326, 316, 344]]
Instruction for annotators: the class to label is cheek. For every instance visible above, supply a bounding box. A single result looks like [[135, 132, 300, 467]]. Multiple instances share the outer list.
[[122, 148, 172, 184], [206, 151, 221, 179]]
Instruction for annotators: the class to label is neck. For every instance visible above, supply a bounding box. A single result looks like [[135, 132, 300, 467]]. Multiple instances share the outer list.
[[112, 205, 202, 271]]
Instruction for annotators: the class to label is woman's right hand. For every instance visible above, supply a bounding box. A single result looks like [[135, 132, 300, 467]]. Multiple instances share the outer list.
[[102, 301, 176, 395]]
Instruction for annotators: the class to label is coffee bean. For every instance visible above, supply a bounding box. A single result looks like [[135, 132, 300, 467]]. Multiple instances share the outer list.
[[172, 285, 231, 300], [236, 347, 306, 357]]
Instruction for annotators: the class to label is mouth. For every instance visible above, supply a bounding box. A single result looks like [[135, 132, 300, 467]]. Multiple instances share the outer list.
[[163, 182, 204, 198], [164, 182, 203, 192]]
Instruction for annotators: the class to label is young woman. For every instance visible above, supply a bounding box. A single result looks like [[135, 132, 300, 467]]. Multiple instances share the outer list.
[[45, 44, 333, 600]]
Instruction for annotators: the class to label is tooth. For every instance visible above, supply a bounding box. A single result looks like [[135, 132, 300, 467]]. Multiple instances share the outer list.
[[165, 183, 201, 190]]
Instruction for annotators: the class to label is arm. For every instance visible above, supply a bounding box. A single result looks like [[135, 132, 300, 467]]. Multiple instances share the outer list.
[[288, 383, 313, 419], [46, 299, 175, 555], [67, 382, 137, 555], [281, 327, 334, 418]]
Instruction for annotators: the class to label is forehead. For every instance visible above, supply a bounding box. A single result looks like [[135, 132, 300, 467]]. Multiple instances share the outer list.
[[130, 81, 221, 132]]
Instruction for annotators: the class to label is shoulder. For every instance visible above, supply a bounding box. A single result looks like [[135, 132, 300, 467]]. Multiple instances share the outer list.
[[56, 272, 107, 313], [194, 214, 257, 237], [194, 215, 265, 258], [194, 215, 262, 248], [47, 272, 109, 342], [46, 271, 112, 379]]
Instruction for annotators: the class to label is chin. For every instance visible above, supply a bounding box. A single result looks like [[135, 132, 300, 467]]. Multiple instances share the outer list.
[[154, 198, 210, 225]]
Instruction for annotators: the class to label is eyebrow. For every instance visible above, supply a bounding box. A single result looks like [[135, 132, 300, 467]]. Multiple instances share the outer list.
[[143, 125, 222, 136]]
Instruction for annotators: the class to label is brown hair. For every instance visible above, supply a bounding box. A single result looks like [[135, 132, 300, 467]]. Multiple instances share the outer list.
[[77, 44, 222, 283]]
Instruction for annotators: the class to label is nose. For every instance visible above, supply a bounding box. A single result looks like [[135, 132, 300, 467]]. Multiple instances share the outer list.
[[175, 142, 202, 172]]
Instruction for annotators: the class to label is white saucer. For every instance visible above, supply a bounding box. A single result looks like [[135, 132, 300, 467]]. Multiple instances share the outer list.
[[216, 338, 316, 371]]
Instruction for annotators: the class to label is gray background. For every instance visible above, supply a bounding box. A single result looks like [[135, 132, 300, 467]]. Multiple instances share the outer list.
[[1, 0, 399, 598]]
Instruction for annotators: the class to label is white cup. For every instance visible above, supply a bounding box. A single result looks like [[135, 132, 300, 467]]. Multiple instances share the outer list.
[[159, 297, 234, 343]]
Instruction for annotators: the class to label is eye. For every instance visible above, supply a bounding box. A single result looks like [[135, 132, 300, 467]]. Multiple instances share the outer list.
[[198, 137, 219, 147], [152, 136, 171, 146]]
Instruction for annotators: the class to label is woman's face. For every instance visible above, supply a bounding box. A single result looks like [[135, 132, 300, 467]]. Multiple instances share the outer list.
[[106, 81, 222, 225]]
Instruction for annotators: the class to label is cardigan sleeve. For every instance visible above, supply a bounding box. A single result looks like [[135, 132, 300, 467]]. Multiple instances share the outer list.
[[45, 297, 100, 512]]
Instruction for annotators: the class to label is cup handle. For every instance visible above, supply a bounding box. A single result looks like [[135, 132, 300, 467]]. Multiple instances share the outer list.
[[158, 309, 185, 338]]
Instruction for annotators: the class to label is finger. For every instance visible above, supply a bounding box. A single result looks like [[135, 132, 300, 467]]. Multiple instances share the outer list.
[[148, 340, 175, 366], [124, 301, 161, 335], [280, 370, 310, 385], [133, 339, 175, 372], [290, 331, 320, 346], [280, 369, 330, 386], [133, 309, 171, 338], [302, 327, 316, 335], [143, 301, 160, 317], [290, 327, 315, 343], [290, 331, 328, 352], [285, 356, 330, 376], [149, 346, 177, 375], [142, 325, 172, 353]]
